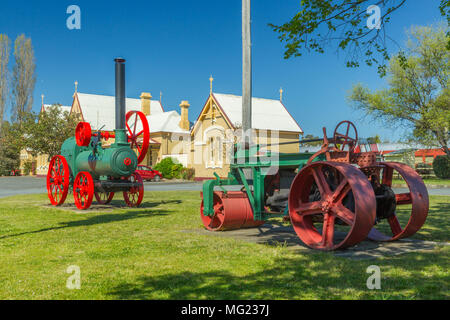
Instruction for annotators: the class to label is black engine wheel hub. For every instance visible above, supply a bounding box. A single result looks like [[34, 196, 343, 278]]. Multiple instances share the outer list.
[[374, 184, 397, 220]]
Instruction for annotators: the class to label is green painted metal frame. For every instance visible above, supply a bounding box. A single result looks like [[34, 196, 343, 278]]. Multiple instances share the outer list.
[[202, 144, 325, 221], [61, 128, 135, 181]]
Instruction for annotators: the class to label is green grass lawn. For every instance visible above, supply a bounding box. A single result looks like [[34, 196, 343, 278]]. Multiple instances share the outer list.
[[0, 192, 448, 300]]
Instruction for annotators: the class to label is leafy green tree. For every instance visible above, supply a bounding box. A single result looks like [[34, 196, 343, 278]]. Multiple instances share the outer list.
[[25, 105, 79, 160], [301, 134, 323, 146], [0, 34, 10, 134], [270, 0, 449, 75], [348, 25, 449, 155], [0, 121, 22, 175], [11, 34, 36, 123], [0, 106, 78, 175], [367, 135, 381, 144]]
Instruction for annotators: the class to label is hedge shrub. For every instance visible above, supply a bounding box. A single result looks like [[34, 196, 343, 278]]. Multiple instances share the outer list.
[[433, 155, 450, 179], [154, 157, 184, 180], [181, 168, 195, 181]]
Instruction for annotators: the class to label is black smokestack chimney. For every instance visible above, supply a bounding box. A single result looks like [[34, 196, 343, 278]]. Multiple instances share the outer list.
[[115, 58, 126, 130]]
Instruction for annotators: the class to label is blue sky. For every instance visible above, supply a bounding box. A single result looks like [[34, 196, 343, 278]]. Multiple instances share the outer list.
[[0, 0, 445, 140]]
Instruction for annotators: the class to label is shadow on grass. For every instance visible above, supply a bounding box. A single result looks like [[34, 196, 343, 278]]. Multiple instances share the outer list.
[[372, 201, 450, 243], [106, 199, 182, 209], [414, 201, 450, 242], [107, 251, 449, 300], [0, 209, 169, 240], [67, 199, 183, 211]]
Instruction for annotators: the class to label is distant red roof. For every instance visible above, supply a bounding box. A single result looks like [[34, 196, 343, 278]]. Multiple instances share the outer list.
[[415, 149, 446, 157]]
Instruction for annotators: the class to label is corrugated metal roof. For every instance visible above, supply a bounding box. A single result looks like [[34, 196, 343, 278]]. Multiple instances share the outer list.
[[76, 93, 184, 133], [123, 111, 189, 138], [212, 93, 303, 133], [42, 104, 72, 114], [147, 111, 189, 134]]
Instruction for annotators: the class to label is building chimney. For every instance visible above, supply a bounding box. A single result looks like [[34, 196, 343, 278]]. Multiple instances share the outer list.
[[140, 92, 152, 116], [179, 100, 190, 131]]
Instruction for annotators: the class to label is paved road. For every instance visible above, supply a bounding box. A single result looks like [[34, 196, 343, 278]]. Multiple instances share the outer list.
[[0, 177, 46, 199], [0, 176, 205, 198], [0, 176, 449, 199]]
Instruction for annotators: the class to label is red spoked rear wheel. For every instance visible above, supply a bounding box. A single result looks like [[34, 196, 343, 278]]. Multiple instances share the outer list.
[[288, 161, 376, 251], [94, 191, 115, 205], [47, 155, 70, 206], [125, 111, 150, 164], [362, 162, 429, 241], [73, 172, 94, 210], [123, 172, 144, 207]]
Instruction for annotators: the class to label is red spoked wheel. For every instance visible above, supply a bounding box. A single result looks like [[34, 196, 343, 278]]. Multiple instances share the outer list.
[[47, 155, 70, 206], [73, 172, 94, 210], [362, 162, 429, 241], [333, 120, 358, 152], [125, 111, 150, 164], [75, 122, 92, 147], [94, 191, 115, 205], [200, 191, 265, 231], [123, 172, 144, 207], [288, 161, 376, 251]]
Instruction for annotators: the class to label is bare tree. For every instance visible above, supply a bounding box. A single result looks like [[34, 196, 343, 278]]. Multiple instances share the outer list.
[[0, 34, 10, 133], [11, 34, 36, 124]]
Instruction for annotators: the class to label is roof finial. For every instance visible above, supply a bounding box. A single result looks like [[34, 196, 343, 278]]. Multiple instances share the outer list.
[[74, 81, 78, 93], [209, 75, 214, 94], [160, 91, 162, 103], [279, 87, 283, 102], [41, 94, 44, 106]]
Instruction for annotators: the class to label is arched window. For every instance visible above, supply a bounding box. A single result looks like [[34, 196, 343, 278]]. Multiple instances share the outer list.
[[204, 126, 225, 169], [209, 137, 214, 164], [215, 136, 223, 164]]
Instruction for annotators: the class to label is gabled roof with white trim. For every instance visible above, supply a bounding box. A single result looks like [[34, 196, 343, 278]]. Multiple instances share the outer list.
[[42, 104, 72, 114], [147, 111, 190, 134], [123, 111, 189, 141], [211, 93, 303, 133], [74, 93, 187, 133]]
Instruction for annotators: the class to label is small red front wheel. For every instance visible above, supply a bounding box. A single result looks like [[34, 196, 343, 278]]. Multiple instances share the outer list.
[[73, 172, 94, 210], [94, 191, 115, 205], [123, 172, 144, 207], [47, 155, 70, 206]]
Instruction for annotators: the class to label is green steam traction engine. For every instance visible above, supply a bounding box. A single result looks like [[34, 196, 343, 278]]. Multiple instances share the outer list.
[[200, 121, 429, 251], [46, 58, 150, 210]]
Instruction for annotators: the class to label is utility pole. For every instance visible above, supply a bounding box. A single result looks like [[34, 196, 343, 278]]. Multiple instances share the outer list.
[[242, 0, 252, 144]]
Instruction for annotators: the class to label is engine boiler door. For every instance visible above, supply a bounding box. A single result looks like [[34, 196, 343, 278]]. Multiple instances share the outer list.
[[75, 122, 92, 147]]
